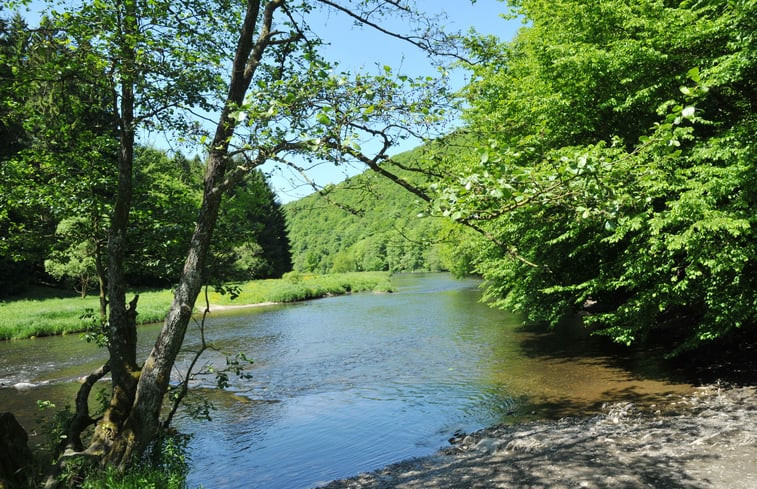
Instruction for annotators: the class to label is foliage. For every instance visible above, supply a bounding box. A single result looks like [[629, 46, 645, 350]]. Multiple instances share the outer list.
[[0, 13, 116, 294], [44, 218, 101, 298], [125, 148, 204, 286], [210, 170, 292, 282], [75, 433, 191, 489], [437, 0, 756, 353], [36, 400, 75, 456], [285, 145, 476, 275]]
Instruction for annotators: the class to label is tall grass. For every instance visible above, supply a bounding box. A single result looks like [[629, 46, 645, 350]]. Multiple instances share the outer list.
[[0, 272, 392, 340], [0, 287, 174, 340], [204, 271, 393, 306]]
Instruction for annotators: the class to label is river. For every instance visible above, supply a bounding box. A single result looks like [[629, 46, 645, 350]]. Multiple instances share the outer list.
[[0, 273, 693, 488]]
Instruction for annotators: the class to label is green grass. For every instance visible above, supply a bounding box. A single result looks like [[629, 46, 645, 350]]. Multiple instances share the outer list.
[[72, 433, 192, 489], [0, 272, 393, 340], [204, 271, 393, 306], [0, 287, 174, 340]]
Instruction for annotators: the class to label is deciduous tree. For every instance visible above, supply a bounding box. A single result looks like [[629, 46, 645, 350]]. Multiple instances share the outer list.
[[4, 0, 461, 478], [435, 0, 756, 353]]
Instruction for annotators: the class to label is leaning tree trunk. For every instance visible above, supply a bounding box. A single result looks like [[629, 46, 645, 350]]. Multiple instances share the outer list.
[[104, 153, 227, 466], [98, 1, 278, 467]]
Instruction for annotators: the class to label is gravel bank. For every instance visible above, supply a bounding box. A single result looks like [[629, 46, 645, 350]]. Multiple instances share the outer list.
[[320, 385, 757, 489]]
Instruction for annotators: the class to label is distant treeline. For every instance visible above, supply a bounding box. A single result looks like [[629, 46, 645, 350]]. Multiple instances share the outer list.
[[1, 145, 291, 297]]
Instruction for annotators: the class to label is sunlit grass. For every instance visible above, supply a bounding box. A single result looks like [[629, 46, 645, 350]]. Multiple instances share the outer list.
[[204, 271, 393, 306], [0, 272, 393, 340], [0, 287, 174, 340]]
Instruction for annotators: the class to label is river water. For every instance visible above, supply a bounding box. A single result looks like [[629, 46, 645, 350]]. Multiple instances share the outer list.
[[0, 274, 693, 488]]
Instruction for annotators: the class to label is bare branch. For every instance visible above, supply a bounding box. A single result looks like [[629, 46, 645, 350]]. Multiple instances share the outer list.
[[315, 0, 468, 62]]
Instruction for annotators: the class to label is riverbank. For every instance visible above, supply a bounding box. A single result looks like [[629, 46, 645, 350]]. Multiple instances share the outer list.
[[320, 384, 757, 489], [0, 272, 392, 340]]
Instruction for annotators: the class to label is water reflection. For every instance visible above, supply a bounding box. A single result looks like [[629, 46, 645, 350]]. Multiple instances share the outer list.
[[0, 274, 693, 488]]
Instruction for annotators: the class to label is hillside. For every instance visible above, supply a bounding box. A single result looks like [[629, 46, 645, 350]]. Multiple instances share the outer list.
[[284, 147, 474, 275]]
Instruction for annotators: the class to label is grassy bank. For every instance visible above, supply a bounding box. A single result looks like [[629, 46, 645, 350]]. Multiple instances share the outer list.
[[0, 272, 392, 340]]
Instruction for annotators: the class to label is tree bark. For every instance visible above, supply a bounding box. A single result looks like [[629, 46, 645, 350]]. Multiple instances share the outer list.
[[107, 159, 227, 466], [89, 0, 140, 457], [94, 237, 107, 322], [100, 0, 280, 467], [61, 363, 111, 456]]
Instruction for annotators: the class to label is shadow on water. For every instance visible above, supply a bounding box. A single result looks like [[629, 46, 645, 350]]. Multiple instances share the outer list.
[[484, 317, 697, 421]]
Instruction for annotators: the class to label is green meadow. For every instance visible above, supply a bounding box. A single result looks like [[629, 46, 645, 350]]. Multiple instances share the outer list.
[[0, 272, 392, 340]]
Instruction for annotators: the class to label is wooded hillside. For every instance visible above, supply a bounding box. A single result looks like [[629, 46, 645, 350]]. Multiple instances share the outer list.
[[284, 146, 475, 275]]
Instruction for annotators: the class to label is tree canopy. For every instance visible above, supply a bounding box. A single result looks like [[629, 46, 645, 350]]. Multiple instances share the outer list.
[[430, 0, 756, 353]]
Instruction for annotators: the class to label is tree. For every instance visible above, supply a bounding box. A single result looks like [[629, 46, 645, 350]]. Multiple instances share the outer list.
[[0, 13, 117, 303], [4, 0, 461, 479], [432, 0, 756, 353], [44, 217, 104, 299], [210, 169, 292, 282], [125, 147, 203, 286], [98, 0, 457, 469]]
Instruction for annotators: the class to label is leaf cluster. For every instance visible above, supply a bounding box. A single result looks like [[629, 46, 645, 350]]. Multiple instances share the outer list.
[[441, 0, 756, 353]]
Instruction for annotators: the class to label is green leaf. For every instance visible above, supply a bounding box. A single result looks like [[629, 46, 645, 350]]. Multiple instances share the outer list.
[[686, 67, 700, 83], [316, 112, 331, 125]]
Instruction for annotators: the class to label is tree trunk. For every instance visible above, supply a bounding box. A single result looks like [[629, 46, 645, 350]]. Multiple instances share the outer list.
[[100, 0, 284, 466], [105, 152, 228, 466], [88, 0, 281, 468], [88, 0, 140, 457], [94, 238, 107, 321], [79, 276, 88, 299]]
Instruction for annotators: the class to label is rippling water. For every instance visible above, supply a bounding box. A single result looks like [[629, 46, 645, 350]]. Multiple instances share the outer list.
[[175, 275, 520, 488], [0, 274, 692, 488]]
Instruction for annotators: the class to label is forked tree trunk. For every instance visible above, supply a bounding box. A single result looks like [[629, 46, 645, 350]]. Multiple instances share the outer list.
[[87, 0, 141, 458], [95, 0, 275, 467], [104, 152, 228, 466]]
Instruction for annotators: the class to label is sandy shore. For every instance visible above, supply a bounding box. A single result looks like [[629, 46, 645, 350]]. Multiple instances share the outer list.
[[320, 385, 757, 489]]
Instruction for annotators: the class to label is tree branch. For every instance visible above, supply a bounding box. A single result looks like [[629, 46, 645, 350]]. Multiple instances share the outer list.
[[315, 0, 468, 62]]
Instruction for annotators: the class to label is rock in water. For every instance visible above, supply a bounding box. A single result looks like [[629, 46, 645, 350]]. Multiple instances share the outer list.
[[0, 412, 34, 489]]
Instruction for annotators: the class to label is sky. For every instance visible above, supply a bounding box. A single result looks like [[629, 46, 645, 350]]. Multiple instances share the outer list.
[[265, 0, 523, 202], [12, 0, 523, 202]]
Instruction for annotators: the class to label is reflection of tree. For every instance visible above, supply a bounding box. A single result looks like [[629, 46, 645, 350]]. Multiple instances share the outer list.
[[488, 321, 693, 420]]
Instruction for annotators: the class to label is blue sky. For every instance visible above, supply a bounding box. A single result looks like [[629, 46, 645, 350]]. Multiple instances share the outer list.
[[267, 0, 523, 202], [12, 0, 522, 202]]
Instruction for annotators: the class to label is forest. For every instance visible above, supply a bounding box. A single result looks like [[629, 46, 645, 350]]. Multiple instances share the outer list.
[[284, 144, 476, 276], [289, 0, 757, 354], [1, 0, 756, 487]]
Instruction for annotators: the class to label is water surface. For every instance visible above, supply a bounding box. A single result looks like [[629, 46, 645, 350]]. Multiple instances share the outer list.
[[0, 274, 692, 488]]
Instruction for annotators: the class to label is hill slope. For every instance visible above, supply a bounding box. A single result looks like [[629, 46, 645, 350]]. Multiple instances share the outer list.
[[284, 147, 473, 274]]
